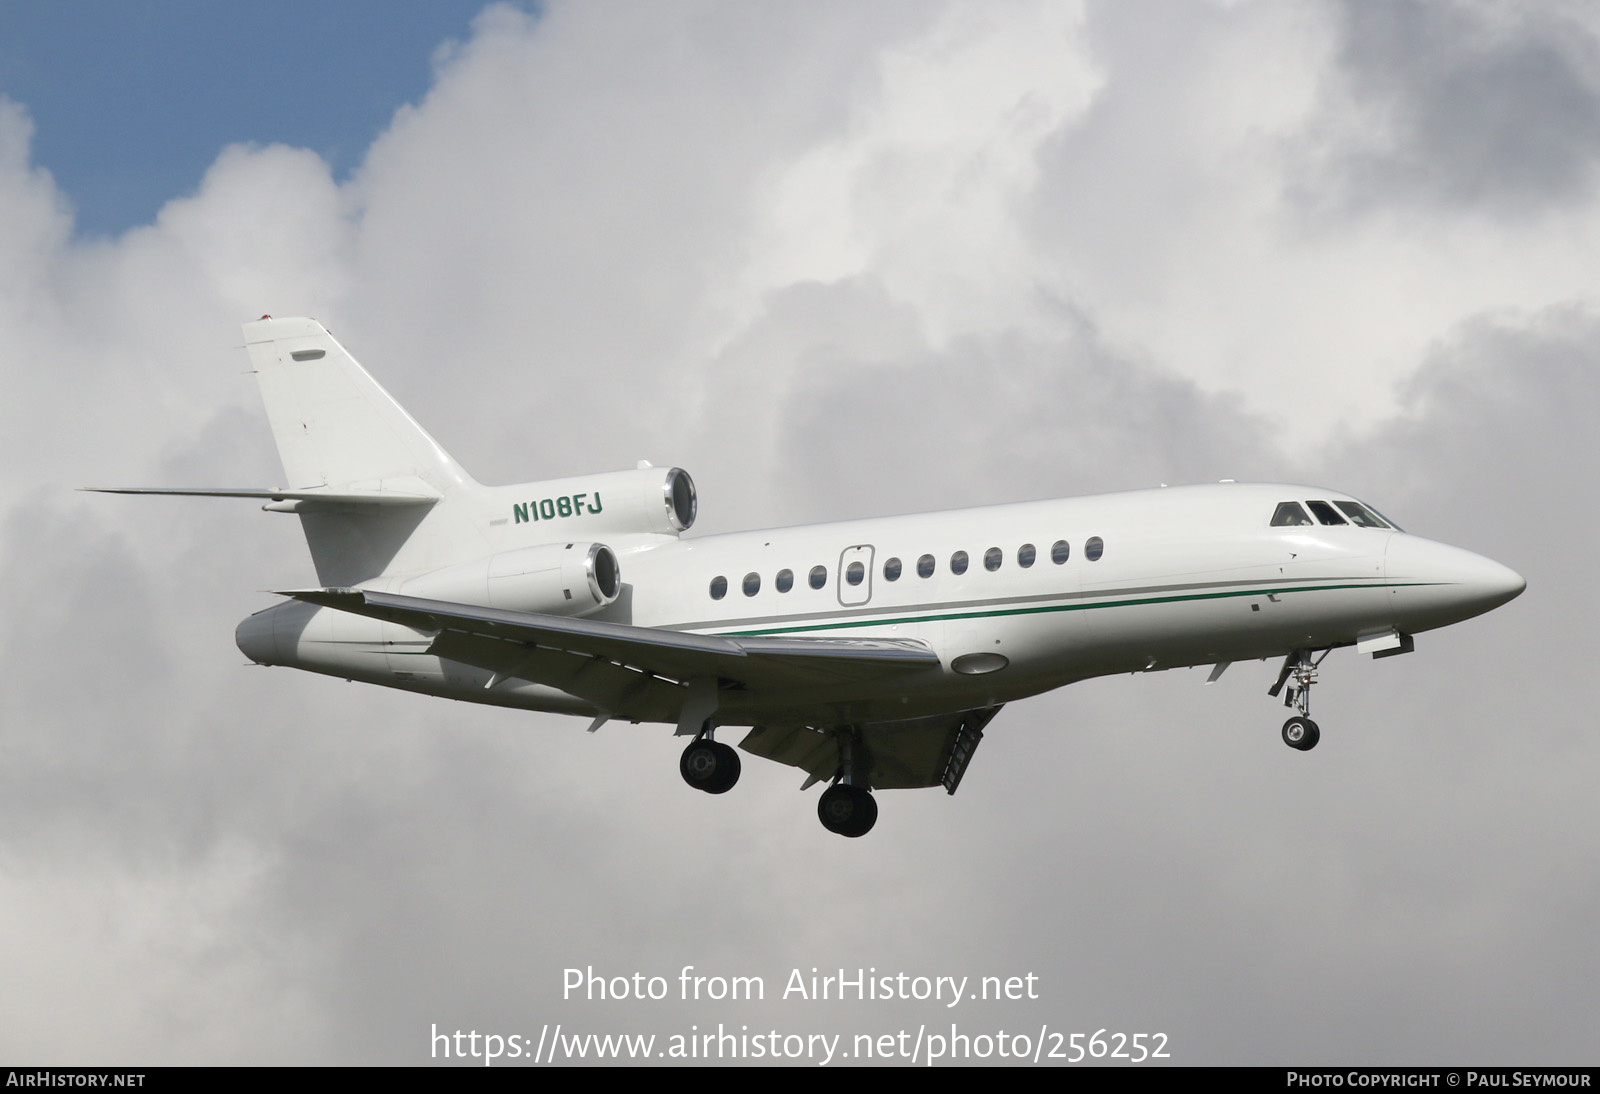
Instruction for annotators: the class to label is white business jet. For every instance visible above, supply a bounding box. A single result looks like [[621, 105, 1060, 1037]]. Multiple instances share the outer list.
[[91, 317, 1525, 837]]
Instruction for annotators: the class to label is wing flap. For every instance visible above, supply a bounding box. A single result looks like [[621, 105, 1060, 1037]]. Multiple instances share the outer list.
[[432, 630, 685, 722]]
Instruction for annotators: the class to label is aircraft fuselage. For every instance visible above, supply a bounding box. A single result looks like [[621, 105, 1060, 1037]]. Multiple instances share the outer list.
[[237, 481, 1523, 728]]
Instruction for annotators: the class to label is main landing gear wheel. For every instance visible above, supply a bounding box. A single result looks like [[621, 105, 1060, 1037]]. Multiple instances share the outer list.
[[817, 784, 877, 838], [680, 739, 741, 794], [1281, 716, 1321, 752]]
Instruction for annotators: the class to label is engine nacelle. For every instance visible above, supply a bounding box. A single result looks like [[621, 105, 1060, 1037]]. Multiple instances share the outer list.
[[395, 541, 621, 616], [502, 466, 696, 538]]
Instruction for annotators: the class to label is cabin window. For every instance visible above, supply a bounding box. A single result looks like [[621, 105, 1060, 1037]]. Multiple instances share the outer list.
[[917, 554, 935, 578], [1271, 501, 1313, 526], [846, 561, 865, 586], [883, 557, 903, 581], [950, 550, 969, 575], [809, 565, 827, 589], [776, 568, 794, 593], [1018, 543, 1036, 568], [1085, 536, 1104, 561], [1333, 500, 1390, 528], [1051, 540, 1070, 564], [709, 576, 727, 600], [984, 547, 1003, 571], [1306, 500, 1348, 526], [743, 572, 761, 596]]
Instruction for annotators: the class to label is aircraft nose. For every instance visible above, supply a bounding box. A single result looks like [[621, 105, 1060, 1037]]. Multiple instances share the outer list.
[[1384, 534, 1525, 633]]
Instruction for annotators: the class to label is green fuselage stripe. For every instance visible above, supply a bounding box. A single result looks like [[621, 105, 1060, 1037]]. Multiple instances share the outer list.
[[713, 581, 1438, 637]]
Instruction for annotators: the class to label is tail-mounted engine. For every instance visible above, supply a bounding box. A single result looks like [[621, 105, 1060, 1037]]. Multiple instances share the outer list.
[[503, 466, 696, 538], [395, 541, 621, 617]]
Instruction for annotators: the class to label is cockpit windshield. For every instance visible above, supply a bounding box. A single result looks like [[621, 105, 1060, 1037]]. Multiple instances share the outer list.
[[1333, 500, 1390, 529], [1270, 498, 1400, 531], [1306, 500, 1347, 525], [1271, 501, 1313, 527]]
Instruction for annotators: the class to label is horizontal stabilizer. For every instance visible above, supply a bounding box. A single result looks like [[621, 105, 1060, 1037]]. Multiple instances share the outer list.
[[82, 485, 440, 507]]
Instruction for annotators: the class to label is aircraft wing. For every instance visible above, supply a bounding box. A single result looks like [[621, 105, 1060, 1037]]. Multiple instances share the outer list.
[[281, 588, 941, 722]]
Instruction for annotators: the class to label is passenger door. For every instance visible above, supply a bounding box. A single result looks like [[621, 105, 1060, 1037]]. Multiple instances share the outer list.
[[837, 545, 874, 607]]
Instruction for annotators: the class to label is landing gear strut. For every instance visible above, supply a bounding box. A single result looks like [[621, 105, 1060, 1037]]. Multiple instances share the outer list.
[[1269, 648, 1329, 752], [817, 728, 877, 837], [680, 725, 740, 794]]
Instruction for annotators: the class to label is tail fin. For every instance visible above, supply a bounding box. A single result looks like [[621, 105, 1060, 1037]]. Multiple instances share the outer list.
[[243, 317, 485, 586], [244, 317, 471, 492]]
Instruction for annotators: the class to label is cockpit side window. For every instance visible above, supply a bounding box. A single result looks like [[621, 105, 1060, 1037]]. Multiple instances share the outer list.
[[1333, 500, 1390, 529], [1271, 501, 1313, 526], [1306, 500, 1348, 525], [1367, 505, 1404, 532]]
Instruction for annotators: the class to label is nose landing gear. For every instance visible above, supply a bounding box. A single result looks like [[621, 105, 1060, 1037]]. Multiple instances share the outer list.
[[1270, 648, 1330, 752], [1281, 715, 1320, 751]]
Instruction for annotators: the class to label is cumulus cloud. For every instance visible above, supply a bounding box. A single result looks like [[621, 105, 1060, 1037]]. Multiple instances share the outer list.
[[0, 0, 1593, 1064]]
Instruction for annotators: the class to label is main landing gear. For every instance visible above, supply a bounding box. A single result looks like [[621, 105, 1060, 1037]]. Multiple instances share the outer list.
[[818, 784, 877, 838], [679, 725, 741, 794], [677, 721, 880, 837], [817, 728, 877, 838], [1269, 648, 1330, 752]]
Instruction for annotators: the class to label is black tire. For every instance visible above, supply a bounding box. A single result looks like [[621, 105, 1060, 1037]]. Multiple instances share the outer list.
[[1282, 716, 1320, 751], [680, 740, 741, 793], [817, 784, 878, 837], [707, 742, 740, 793]]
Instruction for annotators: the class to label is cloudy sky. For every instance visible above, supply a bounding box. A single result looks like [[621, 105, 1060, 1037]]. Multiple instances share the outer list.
[[1, 0, 1594, 1066]]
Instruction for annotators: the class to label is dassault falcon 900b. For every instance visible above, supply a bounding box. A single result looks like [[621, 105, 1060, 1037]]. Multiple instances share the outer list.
[[91, 317, 1526, 837]]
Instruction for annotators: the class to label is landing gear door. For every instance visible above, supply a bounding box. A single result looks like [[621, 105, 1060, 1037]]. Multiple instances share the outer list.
[[837, 545, 874, 607]]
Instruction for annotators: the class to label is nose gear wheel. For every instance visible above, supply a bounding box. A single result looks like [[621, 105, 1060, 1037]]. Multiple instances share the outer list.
[[1269, 649, 1331, 751]]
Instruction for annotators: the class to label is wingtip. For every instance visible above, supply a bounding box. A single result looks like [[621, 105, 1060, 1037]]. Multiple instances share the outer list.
[[271, 586, 363, 603]]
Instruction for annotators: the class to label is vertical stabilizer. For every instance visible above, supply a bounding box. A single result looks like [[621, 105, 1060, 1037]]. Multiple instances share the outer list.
[[243, 317, 471, 492], [242, 317, 486, 585]]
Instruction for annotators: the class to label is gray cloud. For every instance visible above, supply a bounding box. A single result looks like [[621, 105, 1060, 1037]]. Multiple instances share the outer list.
[[1318, 0, 1600, 214]]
